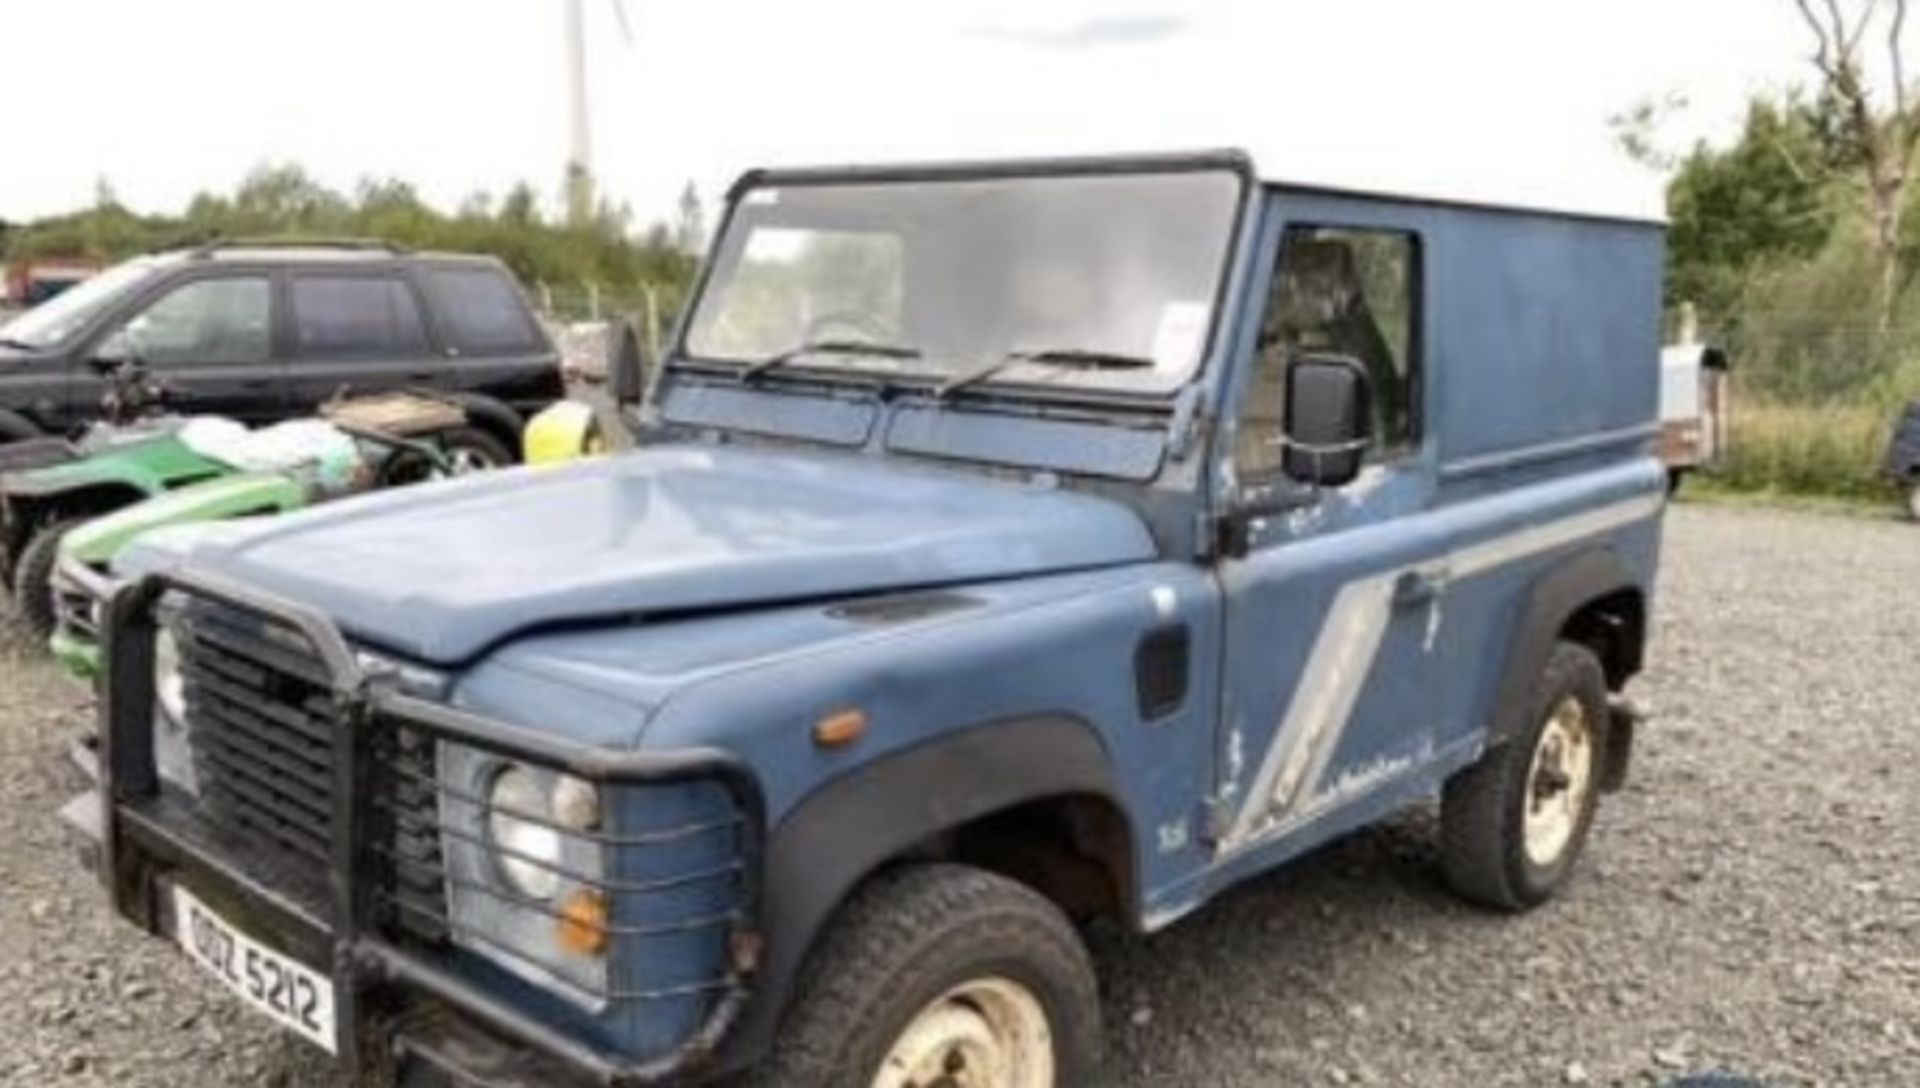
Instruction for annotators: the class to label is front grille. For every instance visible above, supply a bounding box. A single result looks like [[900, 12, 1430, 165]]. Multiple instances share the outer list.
[[115, 578, 768, 1078], [177, 598, 340, 885], [175, 597, 449, 937], [378, 723, 450, 942]]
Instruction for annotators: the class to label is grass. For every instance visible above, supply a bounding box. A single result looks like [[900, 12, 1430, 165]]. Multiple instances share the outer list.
[[1705, 398, 1907, 509], [1677, 473, 1902, 519]]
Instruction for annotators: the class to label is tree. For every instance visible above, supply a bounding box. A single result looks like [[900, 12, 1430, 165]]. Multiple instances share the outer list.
[[1610, 93, 1690, 170], [1792, 0, 1920, 324], [1666, 97, 1839, 315]]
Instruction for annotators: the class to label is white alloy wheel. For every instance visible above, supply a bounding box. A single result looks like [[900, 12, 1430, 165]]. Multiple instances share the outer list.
[[446, 446, 496, 476], [871, 977, 1056, 1088], [1523, 695, 1596, 868]]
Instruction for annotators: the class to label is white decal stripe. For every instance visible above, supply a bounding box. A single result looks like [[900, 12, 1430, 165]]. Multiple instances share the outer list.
[[1219, 493, 1664, 855], [1222, 573, 1396, 849]]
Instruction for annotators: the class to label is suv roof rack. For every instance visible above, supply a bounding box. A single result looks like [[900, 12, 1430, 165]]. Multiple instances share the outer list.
[[188, 237, 411, 258]]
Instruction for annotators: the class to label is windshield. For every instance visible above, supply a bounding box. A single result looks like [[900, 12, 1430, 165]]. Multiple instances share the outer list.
[[683, 169, 1243, 395], [0, 258, 163, 350]]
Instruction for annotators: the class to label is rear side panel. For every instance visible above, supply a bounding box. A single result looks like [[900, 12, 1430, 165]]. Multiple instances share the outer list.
[[1424, 208, 1664, 466], [1184, 187, 1664, 917]]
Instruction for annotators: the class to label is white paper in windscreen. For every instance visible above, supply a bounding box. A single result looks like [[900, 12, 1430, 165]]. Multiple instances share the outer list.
[[1151, 302, 1211, 373]]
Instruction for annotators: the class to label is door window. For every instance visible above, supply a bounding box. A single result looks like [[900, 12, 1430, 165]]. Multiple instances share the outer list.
[[290, 276, 431, 359], [120, 277, 271, 366], [419, 266, 545, 355], [1235, 226, 1420, 477]]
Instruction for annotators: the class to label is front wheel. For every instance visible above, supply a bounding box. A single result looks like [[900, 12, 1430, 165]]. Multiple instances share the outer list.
[[10, 517, 82, 641], [745, 864, 1103, 1088], [1441, 641, 1610, 911]]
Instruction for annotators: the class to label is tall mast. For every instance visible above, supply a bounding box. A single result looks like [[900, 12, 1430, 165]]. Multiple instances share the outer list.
[[564, 0, 594, 226]]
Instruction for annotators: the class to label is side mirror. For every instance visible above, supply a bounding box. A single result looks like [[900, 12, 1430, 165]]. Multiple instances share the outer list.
[[1281, 354, 1373, 488], [608, 319, 650, 406], [88, 329, 139, 374]]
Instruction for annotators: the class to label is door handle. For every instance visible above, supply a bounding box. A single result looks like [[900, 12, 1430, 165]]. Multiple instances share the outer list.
[[1394, 563, 1451, 606]]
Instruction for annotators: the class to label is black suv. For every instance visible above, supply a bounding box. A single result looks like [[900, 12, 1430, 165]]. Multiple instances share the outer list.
[[0, 240, 563, 462]]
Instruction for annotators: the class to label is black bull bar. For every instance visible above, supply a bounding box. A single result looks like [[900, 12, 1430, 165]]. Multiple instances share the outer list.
[[94, 567, 767, 1086]]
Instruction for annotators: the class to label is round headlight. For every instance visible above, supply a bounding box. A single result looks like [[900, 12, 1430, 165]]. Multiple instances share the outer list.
[[488, 766, 563, 900], [154, 626, 187, 724], [551, 775, 601, 832]]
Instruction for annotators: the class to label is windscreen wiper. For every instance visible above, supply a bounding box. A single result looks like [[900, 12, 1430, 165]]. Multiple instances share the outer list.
[[934, 347, 1155, 399], [0, 337, 35, 350], [739, 339, 922, 383]]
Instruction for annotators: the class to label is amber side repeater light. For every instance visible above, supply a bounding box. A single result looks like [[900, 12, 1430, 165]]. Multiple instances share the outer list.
[[812, 709, 868, 749]]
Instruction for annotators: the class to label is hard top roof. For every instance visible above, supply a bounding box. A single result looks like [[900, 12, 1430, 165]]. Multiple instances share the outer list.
[[734, 144, 1666, 228]]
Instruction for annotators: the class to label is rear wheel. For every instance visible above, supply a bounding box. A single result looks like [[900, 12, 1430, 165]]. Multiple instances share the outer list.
[[435, 425, 514, 475], [1906, 480, 1920, 522], [745, 864, 1102, 1088], [1442, 641, 1609, 910], [11, 517, 82, 641]]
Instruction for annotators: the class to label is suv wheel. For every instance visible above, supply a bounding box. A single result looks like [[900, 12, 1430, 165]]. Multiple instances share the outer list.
[[435, 426, 514, 475], [11, 518, 81, 640], [746, 864, 1102, 1088], [1441, 640, 1609, 911]]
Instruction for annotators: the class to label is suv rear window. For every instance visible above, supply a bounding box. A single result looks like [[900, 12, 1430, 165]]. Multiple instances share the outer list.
[[419, 266, 545, 355], [290, 275, 431, 359]]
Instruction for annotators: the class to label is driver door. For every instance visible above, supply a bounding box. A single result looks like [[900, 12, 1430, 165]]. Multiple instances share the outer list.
[[86, 273, 279, 421], [1211, 197, 1447, 859]]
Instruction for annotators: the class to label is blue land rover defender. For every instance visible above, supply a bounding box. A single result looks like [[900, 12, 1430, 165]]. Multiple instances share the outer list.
[[68, 151, 1666, 1086]]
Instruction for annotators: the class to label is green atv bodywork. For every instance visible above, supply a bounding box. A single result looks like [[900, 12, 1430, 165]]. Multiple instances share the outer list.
[[49, 471, 308, 679], [1, 429, 227, 572], [2, 430, 231, 637]]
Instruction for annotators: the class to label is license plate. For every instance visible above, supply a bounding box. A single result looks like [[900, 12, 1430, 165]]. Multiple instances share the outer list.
[[172, 886, 338, 1053]]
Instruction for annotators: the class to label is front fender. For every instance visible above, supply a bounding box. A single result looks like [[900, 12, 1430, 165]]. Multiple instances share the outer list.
[[1, 433, 223, 502], [728, 715, 1124, 1067]]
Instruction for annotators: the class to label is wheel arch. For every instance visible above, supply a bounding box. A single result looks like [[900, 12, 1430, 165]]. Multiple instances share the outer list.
[[722, 714, 1134, 1069], [1488, 548, 1647, 748], [2, 481, 147, 569], [442, 392, 524, 461], [0, 406, 45, 442]]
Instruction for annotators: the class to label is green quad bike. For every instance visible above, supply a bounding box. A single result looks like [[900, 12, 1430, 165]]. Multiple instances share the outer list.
[[45, 399, 462, 679], [3, 381, 493, 642]]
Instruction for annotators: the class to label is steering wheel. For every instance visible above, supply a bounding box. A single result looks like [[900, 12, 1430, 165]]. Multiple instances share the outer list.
[[800, 311, 895, 347]]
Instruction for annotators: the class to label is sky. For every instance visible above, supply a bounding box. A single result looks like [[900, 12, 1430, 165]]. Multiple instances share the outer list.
[[0, 0, 1855, 228]]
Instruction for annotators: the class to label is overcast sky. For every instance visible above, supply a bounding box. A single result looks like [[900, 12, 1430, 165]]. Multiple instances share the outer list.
[[0, 0, 1852, 227]]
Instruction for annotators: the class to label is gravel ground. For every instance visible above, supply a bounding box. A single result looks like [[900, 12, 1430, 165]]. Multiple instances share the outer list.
[[1, 503, 1916, 1086]]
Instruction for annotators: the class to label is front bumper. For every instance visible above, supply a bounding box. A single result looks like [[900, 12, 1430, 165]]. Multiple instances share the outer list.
[[81, 569, 766, 1086]]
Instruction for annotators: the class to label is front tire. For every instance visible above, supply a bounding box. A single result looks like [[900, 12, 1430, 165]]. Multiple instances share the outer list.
[[11, 518, 81, 641], [1442, 641, 1610, 911], [745, 864, 1103, 1088], [435, 425, 515, 475]]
